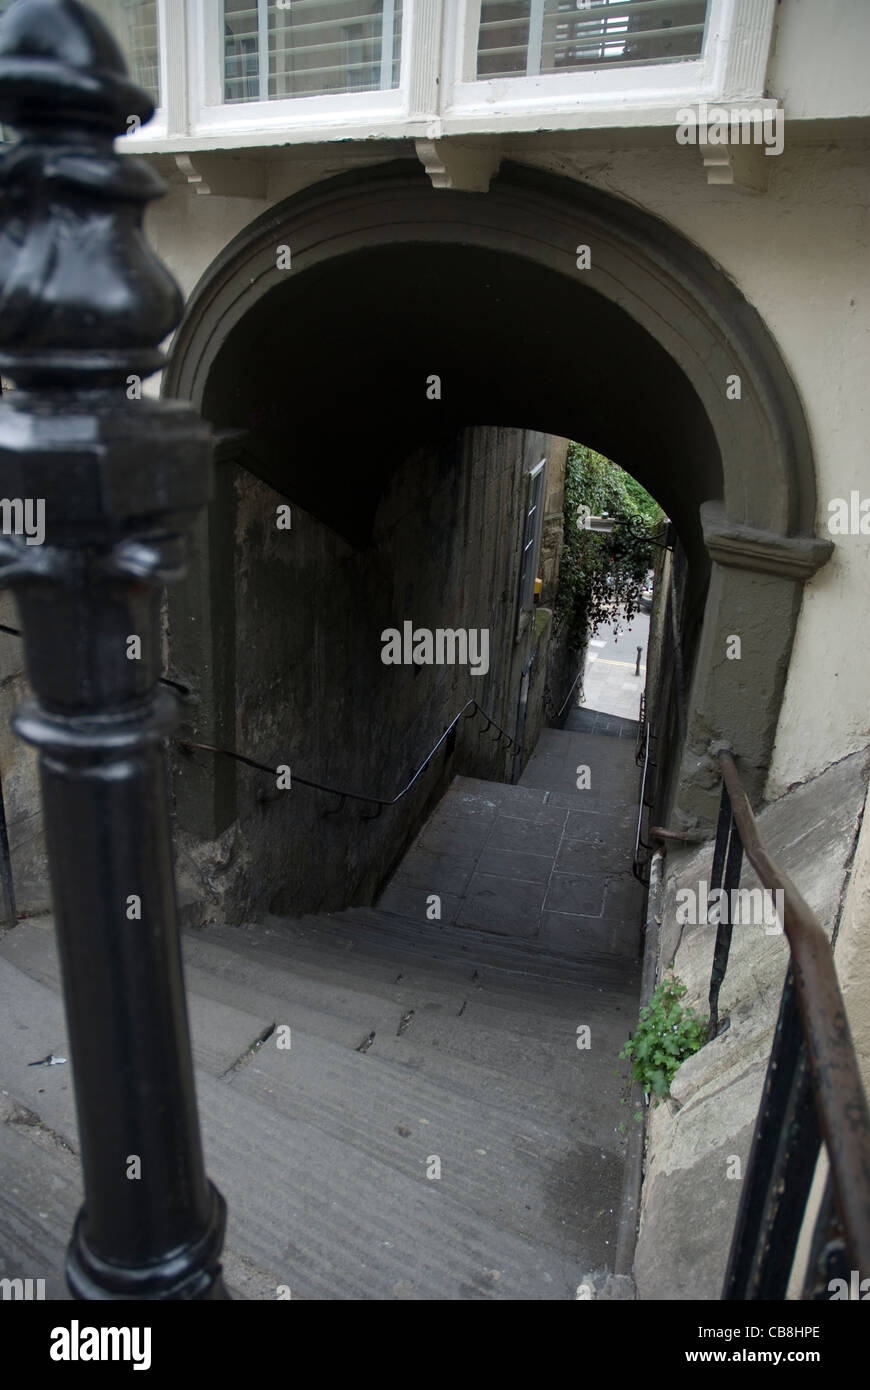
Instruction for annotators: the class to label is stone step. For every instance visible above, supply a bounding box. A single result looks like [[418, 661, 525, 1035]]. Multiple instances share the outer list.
[[565, 707, 639, 739], [0, 916, 274, 1081], [0, 952, 274, 1151], [196, 1067, 603, 1299], [230, 1024, 625, 1253], [178, 916, 637, 1127], [202, 906, 641, 997], [0, 750, 645, 1300], [343, 903, 643, 976], [0, 915, 633, 1185], [0, 1096, 298, 1302], [376, 760, 645, 954], [182, 919, 635, 1036], [0, 955, 615, 1299], [0, 1100, 76, 1300]]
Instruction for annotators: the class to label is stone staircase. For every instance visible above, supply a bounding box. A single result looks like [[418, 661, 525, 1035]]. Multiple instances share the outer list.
[[0, 719, 646, 1300]]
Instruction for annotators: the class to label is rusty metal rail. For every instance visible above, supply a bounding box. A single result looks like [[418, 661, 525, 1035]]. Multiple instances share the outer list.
[[714, 747, 870, 1294], [632, 719, 657, 884], [179, 696, 520, 818]]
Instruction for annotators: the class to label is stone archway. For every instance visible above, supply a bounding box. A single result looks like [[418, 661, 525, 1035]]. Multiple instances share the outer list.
[[163, 160, 831, 836]]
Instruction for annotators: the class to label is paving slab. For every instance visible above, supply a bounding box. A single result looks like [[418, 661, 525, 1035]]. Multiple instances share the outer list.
[[379, 728, 646, 963]]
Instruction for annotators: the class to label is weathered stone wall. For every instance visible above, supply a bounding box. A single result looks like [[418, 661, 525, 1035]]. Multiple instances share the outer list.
[[536, 435, 587, 730], [633, 746, 869, 1300], [172, 424, 571, 924], [539, 435, 568, 606], [0, 422, 574, 927], [643, 532, 698, 827]]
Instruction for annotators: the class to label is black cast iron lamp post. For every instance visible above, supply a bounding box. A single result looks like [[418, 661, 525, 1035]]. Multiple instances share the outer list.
[[0, 0, 230, 1299]]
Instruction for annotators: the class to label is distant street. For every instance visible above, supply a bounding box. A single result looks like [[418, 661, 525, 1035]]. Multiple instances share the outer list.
[[581, 605, 651, 721]]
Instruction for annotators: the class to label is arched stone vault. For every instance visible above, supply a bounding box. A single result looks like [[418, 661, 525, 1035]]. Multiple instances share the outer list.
[[163, 161, 831, 833]]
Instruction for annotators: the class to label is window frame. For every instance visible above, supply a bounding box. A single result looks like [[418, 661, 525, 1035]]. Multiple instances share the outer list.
[[439, 0, 777, 135], [188, 0, 411, 139], [115, 0, 778, 150], [102, 0, 171, 142]]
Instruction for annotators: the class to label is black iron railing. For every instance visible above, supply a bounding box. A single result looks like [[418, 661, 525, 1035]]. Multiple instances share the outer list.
[[632, 707, 706, 882], [704, 747, 870, 1299], [632, 717, 657, 883], [0, 0, 228, 1298], [0, 617, 524, 818], [179, 697, 521, 820], [544, 659, 585, 723]]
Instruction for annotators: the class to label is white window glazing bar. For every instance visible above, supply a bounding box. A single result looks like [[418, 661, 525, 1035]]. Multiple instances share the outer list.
[[527, 0, 545, 76], [257, 0, 270, 100], [380, 0, 397, 89]]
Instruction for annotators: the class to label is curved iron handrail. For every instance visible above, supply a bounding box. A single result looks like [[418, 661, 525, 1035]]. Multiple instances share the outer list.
[[178, 698, 520, 810], [632, 720, 657, 883], [715, 747, 870, 1285], [0, 620, 520, 811], [546, 661, 585, 722]]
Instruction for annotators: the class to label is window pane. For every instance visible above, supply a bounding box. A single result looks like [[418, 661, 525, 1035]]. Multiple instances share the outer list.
[[86, 1, 161, 106], [478, 0, 709, 80], [477, 0, 531, 80], [224, 0, 403, 104]]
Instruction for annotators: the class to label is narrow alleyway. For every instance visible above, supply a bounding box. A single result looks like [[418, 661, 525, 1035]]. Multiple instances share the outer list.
[[583, 610, 651, 721], [0, 717, 644, 1300], [381, 711, 645, 959]]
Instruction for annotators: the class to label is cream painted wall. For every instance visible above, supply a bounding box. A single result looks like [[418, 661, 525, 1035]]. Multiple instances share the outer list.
[[505, 138, 870, 795], [143, 132, 870, 793], [769, 0, 870, 120]]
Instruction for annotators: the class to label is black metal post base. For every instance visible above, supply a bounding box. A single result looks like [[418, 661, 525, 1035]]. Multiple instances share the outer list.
[[66, 1184, 229, 1302]]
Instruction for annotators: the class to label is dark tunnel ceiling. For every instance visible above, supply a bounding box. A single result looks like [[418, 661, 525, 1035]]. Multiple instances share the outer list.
[[204, 241, 722, 563]]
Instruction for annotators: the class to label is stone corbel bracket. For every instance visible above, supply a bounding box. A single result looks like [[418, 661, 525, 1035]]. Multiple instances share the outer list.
[[700, 500, 834, 580], [679, 100, 785, 192], [175, 152, 267, 199], [701, 140, 770, 193], [415, 138, 501, 193]]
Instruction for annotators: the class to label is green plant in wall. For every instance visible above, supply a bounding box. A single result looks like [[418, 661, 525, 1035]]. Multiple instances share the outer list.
[[619, 975, 708, 1102], [555, 443, 664, 648]]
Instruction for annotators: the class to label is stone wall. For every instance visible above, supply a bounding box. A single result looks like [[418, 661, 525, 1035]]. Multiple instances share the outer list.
[[539, 435, 568, 606], [172, 424, 573, 924], [0, 423, 576, 928], [633, 746, 869, 1299]]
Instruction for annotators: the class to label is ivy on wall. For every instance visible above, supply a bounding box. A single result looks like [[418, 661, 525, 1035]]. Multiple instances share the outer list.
[[555, 443, 664, 648]]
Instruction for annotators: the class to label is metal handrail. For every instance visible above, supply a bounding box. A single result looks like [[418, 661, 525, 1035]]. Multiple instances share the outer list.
[[179, 698, 520, 812], [0, 617, 520, 813], [632, 720, 656, 883], [635, 689, 646, 762], [548, 661, 585, 721], [714, 746, 870, 1287]]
